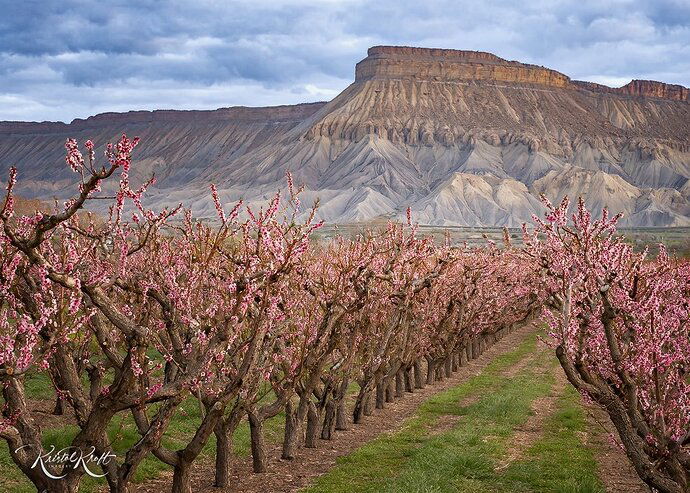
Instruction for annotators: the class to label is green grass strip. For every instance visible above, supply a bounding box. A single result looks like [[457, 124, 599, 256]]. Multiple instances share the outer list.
[[306, 333, 604, 493], [500, 385, 603, 493]]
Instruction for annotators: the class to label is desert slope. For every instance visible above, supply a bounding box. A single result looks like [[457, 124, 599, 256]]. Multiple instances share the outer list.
[[1, 46, 689, 226]]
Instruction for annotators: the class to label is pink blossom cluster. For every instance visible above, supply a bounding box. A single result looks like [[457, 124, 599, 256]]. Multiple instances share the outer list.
[[525, 196, 689, 491]]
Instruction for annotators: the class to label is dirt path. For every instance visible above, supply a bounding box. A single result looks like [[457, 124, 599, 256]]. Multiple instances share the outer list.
[[493, 346, 650, 493], [582, 403, 651, 493], [140, 323, 538, 493], [495, 361, 566, 472]]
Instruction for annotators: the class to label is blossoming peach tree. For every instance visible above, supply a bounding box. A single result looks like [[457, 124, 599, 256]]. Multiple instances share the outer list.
[[525, 196, 689, 493]]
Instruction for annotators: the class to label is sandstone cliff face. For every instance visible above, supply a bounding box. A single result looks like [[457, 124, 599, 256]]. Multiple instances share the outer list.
[[617, 80, 690, 102], [572, 80, 690, 102], [357, 46, 689, 102], [1, 46, 688, 227], [356, 46, 570, 88]]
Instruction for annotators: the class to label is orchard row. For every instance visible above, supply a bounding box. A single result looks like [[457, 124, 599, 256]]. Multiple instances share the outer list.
[[0, 136, 687, 493]]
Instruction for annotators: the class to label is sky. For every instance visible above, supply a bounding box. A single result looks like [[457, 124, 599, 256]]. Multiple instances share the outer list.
[[1, 0, 689, 122]]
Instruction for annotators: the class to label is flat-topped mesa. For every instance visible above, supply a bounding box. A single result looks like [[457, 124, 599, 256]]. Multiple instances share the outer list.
[[356, 45, 571, 88], [356, 46, 690, 102], [365, 46, 508, 63], [70, 102, 326, 125]]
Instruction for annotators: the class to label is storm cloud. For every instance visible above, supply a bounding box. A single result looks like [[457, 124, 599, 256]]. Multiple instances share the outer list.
[[1, 0, 689, 122]]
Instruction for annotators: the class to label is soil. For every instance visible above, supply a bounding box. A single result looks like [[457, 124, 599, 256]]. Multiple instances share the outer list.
[[427, 414, 462, 435], [139, 323, 538, 493], [582, 403, 651, 493], [27, 398, 76, 430]]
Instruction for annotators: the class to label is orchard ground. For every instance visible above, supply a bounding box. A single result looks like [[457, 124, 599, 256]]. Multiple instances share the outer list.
[[0, 324, 649, 493]]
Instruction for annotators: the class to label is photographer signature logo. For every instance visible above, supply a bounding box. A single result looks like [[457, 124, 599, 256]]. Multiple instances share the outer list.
[[15, 444, 116, 479]]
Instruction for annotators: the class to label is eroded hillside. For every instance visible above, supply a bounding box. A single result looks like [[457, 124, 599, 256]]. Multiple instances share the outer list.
[[1, 46, 689, 226]]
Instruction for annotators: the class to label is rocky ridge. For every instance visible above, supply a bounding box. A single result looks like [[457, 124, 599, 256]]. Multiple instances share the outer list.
[[358, 46, 689, 101]]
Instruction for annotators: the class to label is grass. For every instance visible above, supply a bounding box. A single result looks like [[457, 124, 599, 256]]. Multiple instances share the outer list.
[[305, 333, 604, 493], [502, 385, 602, 493]]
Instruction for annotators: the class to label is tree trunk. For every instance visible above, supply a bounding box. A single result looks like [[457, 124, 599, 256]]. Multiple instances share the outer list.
[[444, 355, 452, 377], [214, 428, 232, 488], [35, 475, 81, 493], [336, 397, 349, 431], [363, 391, 373, 416], [385, 377, 395, 402], [404, 365, 414, 392], [353, 382, 369, 424], [451, 353, 459, 372], [171, 457, 193, 493], [334, 378, 349, 431], [413, 359, 424, 389], [556, 346, 687, 493], [395, 369, 404, 398], [282, 399, 303, 459], [435, 361, 444, 381], [52, 395, 66, 415], [213, 408, 242, 488], [376, 382, 385, 409], [248, 410, 267, 472], [466, 344, 472, 361], [426, 357, 435, 385], [2, 378, 88, 493], [305, 400, 320, 448], [460, 348, 468, 367], [321, 397, 336, 440]]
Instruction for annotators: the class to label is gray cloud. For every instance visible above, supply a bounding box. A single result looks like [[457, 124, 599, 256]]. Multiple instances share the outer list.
[[1, 0, 688, 122]]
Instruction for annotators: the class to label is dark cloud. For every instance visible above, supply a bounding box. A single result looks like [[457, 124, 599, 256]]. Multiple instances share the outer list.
[[0, 0, 688, 122]]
